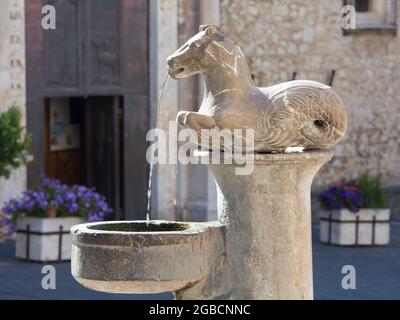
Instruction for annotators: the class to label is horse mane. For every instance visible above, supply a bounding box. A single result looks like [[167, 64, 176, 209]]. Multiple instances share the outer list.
[[211, 29, 239, 51], [206, 30, 248, 77]]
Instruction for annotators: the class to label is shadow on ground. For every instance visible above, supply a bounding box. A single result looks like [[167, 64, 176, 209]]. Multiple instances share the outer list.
[[1, 223, 399, 299]]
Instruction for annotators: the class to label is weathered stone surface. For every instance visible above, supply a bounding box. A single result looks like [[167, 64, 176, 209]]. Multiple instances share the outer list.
[[149, 0, 179, 220], [71, 152, 332, 299], [218, 0, 400, 189], [176, 150, 333, 299], [168, 25, 347, 153], [0, 0, 26, 217], [71, 220, 225, 294]]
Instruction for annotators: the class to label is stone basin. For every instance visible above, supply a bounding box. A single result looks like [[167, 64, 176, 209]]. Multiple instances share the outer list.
[[71, 220, 220, 294]]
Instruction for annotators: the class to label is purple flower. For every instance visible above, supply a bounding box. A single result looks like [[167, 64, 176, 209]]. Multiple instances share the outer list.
[[2, 175, 111, 236], [1, 216, 16, 237], [88, 209, 106, 222], [65, 191, 76, 202], [40, 174, 50, 184], [320, 181, 366, 213], [66, 202, 79, 213]]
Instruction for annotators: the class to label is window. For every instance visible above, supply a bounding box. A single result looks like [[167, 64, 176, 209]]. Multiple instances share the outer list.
[[345, 0, 397, 31], [355, 0, 371, 12]]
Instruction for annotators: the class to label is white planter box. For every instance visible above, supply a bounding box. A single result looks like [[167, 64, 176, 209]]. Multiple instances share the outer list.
[[16, 216, 84, 262], [320, 209, 390, 246]]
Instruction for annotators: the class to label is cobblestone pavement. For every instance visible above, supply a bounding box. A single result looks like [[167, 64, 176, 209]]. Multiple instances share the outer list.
[[1, 222, 399, 300]]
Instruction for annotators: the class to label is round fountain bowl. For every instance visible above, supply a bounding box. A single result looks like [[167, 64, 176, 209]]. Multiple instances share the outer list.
[[71, 220, 210, 294]]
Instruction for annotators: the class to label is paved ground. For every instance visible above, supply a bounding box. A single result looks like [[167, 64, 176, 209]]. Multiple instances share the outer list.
[[313, 222, 400, 299], [1, 223, 399, 300]]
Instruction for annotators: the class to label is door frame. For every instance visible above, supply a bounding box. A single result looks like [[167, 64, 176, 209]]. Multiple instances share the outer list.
[[25, 0, 149, 220]]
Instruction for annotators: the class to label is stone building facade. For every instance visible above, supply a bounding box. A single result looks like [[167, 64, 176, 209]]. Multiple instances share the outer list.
[[0, 0, 26, 213], [172, 0, 400, 218], [0, 0, 399, 224], [219, 0, 400, 190]]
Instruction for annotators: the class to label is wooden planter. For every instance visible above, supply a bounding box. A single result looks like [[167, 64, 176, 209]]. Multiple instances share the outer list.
[[16, 216, 83, 262], [320, 209, 390, 246]]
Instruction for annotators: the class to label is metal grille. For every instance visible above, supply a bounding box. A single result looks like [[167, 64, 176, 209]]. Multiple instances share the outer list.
[[320, 213, 390, 246], [16, 225, 69, 262]]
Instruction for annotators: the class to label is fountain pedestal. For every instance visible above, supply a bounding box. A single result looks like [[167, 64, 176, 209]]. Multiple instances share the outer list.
[[71, 23, 346, 300], [177, 150, 333, 299], [71, 151, 333, 300]]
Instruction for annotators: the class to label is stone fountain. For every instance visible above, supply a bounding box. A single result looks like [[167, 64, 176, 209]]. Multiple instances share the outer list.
[[71, 25, 347, 300]]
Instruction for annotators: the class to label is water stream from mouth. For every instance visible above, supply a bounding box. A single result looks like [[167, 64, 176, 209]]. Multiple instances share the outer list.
[[146, 74, 170, 225]]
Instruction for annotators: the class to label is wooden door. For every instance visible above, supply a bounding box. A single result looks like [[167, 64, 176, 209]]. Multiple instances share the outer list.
[[85, 97, 123, 219], [26, 0, 149, 220]]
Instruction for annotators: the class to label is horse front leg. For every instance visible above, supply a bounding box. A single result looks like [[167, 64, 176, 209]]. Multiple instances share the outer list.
[[177, 111, 216, 130], [177, 111, 220, 150]]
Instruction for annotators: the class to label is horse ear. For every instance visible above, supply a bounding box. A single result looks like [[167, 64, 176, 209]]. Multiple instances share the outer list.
[[199, 24, 219, 36]]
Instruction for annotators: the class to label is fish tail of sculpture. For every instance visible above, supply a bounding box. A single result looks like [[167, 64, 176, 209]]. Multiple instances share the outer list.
[[301, 89, 347, 149]]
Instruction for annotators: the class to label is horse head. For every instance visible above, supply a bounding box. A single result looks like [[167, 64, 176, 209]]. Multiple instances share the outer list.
[[167, 24, 245, 79]]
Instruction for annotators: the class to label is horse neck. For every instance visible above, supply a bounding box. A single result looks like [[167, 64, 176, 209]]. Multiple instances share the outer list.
[[203, 53, 254, 101]]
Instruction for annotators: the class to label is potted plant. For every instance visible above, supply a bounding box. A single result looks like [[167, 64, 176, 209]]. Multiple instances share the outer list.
[[0, 106, 31, 243], [319, 173, 390, 246], [2, 175, 112, 261]]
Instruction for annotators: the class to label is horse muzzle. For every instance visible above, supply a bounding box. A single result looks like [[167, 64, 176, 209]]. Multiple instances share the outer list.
[[168, 66, 187, 79]]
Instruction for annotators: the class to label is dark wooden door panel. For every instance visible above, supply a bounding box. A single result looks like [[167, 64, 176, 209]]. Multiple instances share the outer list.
[[88, 0, 121, 88], [123, 94, 148, 220], [86, 97, 121, 213], [121, 0, 148, 95], [45, 0, 81, 89]]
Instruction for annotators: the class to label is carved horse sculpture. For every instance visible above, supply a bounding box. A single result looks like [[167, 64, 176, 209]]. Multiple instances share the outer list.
[[167, 25, 347, 153]]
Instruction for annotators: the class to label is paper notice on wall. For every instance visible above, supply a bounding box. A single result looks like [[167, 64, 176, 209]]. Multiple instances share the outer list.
[[50, 124, 80, 151], [50, 99, 70, 125]]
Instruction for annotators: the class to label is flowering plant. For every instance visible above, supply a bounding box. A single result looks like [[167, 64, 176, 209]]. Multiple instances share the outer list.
[[1, 175, 112, 236], [0, 106, 31, 179], [319, 181, 367, 213], [351, 173, 388, 209], [319, 173, 388, 213]]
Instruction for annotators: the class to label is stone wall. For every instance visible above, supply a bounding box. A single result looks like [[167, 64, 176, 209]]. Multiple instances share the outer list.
[[176, 0, 220, 221], [149, 0, 179, 220], [0, 0, 26, 214], [219, 0, 400, 192]]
